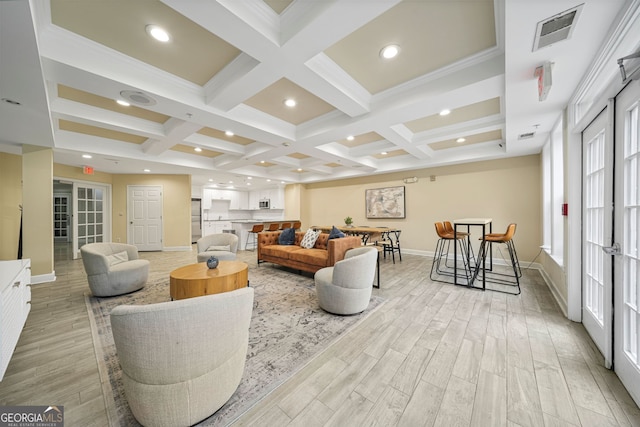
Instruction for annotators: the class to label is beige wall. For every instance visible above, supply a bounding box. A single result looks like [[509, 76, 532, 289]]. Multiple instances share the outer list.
[[300, 155, 541, 262], [54, 163, 113, 185], [284, 184, 303, 226], [0, 153, 23, 260], [111, 174, 191, 248], [22, 146, 54, 276]]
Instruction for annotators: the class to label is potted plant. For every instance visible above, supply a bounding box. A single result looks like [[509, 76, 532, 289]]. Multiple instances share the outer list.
[[344, 216, 353, 227]]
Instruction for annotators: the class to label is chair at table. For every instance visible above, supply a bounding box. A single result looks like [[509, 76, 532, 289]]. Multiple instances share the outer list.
[[430, 222, 473, 283], [472, 223, 521, 295], [267, 223, 280, 231], [245, 224, 264, 251], [279, 222, 292, 230], [377, 230, 402, 263]]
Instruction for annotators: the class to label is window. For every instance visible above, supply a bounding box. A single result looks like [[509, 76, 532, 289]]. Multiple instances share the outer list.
[[542, 116, 565, 264]]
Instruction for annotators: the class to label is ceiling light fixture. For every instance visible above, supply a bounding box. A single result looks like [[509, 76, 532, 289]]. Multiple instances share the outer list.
[[439, 109, 451, 116], [247, 176, 252, 180], [284, 98, 296, 107], [381, 151, 388, 155], [143, 169, 151, 173], [347, 135, 355, 141], [116, 99, 130, 107], [297, 168, 303, 172], [82, 154, 92, 159], [208, 178, 213, 182], [225, 130, 234, 137], [260, 160, 265, 164], [145, 25, 170, 42], [267, 179, 271, 182], [194, 147, 202, 152], [380, 44, 400, 59], [456, 137, 466, 143]]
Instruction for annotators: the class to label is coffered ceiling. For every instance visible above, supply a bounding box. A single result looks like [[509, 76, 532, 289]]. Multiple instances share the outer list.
[[0, 0, 630, 190]]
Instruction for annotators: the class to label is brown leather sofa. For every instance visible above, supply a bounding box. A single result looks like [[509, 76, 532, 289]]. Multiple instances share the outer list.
[[257, 231, 362, 273]]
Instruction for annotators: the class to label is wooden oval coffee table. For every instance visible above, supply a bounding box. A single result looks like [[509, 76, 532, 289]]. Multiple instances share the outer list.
[[170, 261, 249, 300]]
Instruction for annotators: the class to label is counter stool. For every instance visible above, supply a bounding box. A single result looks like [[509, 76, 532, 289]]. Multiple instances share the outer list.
[[430, 222, 473, 283], [443, 220, 474, 268], [292, 221, 302, 230], [267, 223, 280, 231], [246, 224, 264, 251], [473, 223, 521, 295], [280, 222, 291, 230]]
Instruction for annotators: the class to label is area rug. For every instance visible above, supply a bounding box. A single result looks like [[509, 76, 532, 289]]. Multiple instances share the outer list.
[[85, 264, 385, 426]]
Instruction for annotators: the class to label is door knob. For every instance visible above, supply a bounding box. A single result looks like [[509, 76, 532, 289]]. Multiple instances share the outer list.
[[602, 242, 621, 255]]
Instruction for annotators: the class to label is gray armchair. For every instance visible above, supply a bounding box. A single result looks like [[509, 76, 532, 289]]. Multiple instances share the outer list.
[[80, 242, 149, 297], [196, 233, 239, 262], [314, 246, 378, 315], [110, 287, 254, 427]]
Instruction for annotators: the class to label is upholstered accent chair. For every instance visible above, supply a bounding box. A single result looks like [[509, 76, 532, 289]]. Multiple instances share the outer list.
[[196, 233, 238, 262], [314, 246, 378, 315], [110, 287, 254, 427], [80, 242, 149, 297]]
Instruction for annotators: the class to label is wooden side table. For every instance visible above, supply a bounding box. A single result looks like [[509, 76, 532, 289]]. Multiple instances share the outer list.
[[170, 261, 249, 300]]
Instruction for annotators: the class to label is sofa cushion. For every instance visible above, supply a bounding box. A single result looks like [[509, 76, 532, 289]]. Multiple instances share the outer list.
[[278, 228, 296, 245], [328, 226, 345, 239], [289, 248, 329, 267], [206, 245, 230, 252], [300, 229, 321, 249], [261, 245, 303, 260]]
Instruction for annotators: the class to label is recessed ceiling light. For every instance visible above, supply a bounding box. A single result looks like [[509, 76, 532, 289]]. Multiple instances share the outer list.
[[281, 181, 285, 184], [225, 130, 234, 137], [116, 99, 130, 107], [284, 98, 296, 107], [381, 151, 388, 155], [267, 179, 271, 182], [380, 44, 400, 59], [247, 176, 252, 180], [347, 135, 355, 141], [228, 180, 233, 184], [82, 154, 92, 159], [297, 168, 303, 172], [260, 160, 265, 164], [143, 169, 151, 173], [456, 137, 466, 143], [247, 183, 251, 186], [145, 25, 170, 42], [208, 178, 213, 182], [194, 147, 202, 152], [439, 109, 451, 116]]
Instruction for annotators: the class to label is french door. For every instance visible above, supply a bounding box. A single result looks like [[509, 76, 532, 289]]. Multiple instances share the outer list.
[[127, 185, 163, 251], [53, 194, 71, 242], [582, 106, 614, 368], [72, 182, 110, 259], [614, 79, 640, 405]]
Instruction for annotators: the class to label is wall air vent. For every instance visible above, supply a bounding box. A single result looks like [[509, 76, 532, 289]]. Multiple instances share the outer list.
[[518, 132, 536, 140], [532, 4, 583, 51]]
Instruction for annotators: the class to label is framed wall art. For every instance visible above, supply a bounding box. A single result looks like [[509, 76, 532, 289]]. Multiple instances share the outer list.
[[365, 186, 405, 219]]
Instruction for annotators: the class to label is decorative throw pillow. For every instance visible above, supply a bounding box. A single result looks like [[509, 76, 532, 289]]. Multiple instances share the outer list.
[[206, 245, 231, 252], [278, 228, 296, 245], [300, 229, 321, 249], [106, 251, 129, 266], [328, 225, 345, 239]]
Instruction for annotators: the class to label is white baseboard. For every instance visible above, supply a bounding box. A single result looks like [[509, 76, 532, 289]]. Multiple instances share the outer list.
[[162, 246, 193, 252], [31, 271, 56, 285]]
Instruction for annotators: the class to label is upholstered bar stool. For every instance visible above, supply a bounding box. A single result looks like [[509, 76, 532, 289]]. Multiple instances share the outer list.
[[245, 224, 264, 251], [267, 223, 280, 231], [443, 220, 474, 267], [473, 223, 521, 294], [292, 221, 302, 230], [280, 222, 291, 230], [430, 222, 472, 283]]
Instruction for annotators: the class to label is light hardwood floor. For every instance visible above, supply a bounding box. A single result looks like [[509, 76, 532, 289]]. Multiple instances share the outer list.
[[1, 244, 639, 426]]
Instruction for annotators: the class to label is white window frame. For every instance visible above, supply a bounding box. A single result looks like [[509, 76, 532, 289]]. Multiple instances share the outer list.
[[542, 115, 565, 265]]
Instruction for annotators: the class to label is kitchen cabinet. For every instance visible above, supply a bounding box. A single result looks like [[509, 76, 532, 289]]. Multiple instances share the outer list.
[[229, 191, 249, 210], [0, 259, 31, 380], [203, 221, 232, 236]]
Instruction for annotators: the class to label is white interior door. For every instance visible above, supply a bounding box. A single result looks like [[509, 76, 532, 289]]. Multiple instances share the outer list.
[[53, 194, 70, 242], [128, 185, 163, 251], [614, 79, 640, 406], [582, 106, 614, 368], [72, 182, 110, 259]]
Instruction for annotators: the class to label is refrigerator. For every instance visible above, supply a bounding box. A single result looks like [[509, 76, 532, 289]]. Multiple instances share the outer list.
[[191, 198, 202, 244]]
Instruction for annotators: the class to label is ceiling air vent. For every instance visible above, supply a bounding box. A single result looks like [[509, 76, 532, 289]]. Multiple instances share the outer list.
[[518, 132, 535, 140], [532, 4, 584, 51]]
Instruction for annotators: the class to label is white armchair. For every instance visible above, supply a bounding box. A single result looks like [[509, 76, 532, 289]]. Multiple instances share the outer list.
[[110, 287, 254, 427], [314, 246, 378, 315], [80, 242, 149, 297], [196, 233, 239, 262]]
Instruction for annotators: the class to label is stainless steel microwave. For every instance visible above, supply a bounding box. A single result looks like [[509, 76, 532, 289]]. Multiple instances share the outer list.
[[259, 199, 270, 209]]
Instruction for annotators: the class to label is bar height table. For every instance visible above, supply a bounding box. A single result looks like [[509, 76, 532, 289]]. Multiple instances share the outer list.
[[453, 218, 492, 290]]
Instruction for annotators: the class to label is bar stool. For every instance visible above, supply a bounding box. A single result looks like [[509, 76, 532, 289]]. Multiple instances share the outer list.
[[280, 222, 292, 230], [292, 221, 302, 230], [245, 224, 264, 251], [430, 222, 473, 283], [473, 223, 521, 294], [267, 223, 280, 231], [443, 220, 474, 268]]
